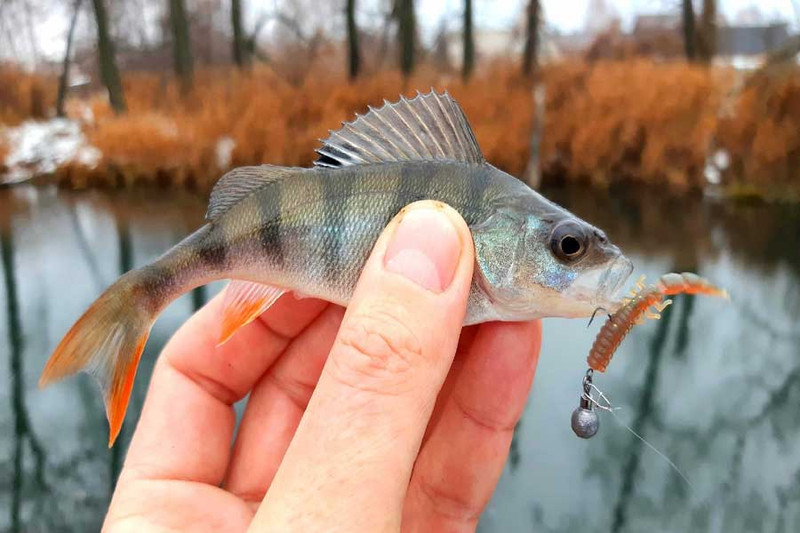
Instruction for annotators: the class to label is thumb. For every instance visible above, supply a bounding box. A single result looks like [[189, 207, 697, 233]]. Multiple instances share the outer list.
[[252, 200, 475, 532]]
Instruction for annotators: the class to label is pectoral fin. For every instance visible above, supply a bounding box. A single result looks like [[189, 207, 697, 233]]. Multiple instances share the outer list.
[[218, 281, 286, 345]]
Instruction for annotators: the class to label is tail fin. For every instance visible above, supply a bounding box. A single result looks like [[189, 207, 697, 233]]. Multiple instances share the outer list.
[[39, 272, 156, 447]]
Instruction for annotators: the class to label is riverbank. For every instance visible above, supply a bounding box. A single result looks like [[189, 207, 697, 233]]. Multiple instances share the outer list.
[[2, 60, 799, 198]]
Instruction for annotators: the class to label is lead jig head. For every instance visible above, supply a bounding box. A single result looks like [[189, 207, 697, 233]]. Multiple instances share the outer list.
[[571, 369, 599, 439]]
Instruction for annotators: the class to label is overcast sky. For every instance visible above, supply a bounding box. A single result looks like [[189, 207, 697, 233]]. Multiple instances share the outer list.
[[3, 0, 799, 67], [418, 0, 798, 33]]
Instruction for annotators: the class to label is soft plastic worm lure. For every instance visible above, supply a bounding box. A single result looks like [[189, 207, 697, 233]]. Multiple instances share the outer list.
[[587, 272, 729, 373]]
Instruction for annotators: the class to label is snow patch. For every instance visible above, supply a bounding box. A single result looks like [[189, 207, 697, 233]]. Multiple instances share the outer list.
[[713, 149, 730, 171], [1, 119, 101, 185], [705, 149, 730, 185], [215, 136, 236, 170]]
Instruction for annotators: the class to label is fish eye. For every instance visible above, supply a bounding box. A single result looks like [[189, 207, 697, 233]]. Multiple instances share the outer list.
[[550, 222, 588, 262]]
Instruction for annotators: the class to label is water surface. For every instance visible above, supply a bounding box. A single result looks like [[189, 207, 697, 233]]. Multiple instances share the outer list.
[[1, 185, 798, 532]]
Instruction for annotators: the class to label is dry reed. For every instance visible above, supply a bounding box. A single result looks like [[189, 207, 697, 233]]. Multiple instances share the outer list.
[[2, 59, 799, 195], [0, 64, 53, 125]]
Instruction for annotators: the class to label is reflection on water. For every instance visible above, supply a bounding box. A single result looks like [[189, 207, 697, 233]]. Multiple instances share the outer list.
[[0, 187, 209, 532], [1, 185, 799, 532], [2, 202, 45, 532], [609, 285, 677, 533]]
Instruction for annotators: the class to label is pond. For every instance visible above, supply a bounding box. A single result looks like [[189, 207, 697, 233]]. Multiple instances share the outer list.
[[1, 184, 799, 532]]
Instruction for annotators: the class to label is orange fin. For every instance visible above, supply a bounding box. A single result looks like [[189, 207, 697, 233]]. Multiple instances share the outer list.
[[105, 336, 147, 447], [39, 276, 154, 447], [219, 281, 286, 345]]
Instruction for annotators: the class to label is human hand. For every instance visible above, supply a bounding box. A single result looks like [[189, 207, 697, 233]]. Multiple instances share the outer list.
[[105, 201, 542, 532]]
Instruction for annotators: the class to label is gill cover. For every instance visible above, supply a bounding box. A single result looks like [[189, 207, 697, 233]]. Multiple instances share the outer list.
[[470, 185, 631, 320]]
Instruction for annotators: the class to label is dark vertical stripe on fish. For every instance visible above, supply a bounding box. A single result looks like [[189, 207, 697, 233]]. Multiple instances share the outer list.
[[321, 174, 351, 282], [197, 225, 228, 268], [137, 264, 175, 313], [423, 163, 447, 201], [258, 181, 284, 266], [464, 166, 490, 224], [391, 164, 427, 220]]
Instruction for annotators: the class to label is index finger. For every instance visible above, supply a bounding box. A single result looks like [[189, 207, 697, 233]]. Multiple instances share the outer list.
[[403, 320, 542, 529], [252, 202, 475, 531], [119, 291, 329, 486]]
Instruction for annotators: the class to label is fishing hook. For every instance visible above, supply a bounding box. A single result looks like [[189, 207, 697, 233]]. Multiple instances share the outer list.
[[587, 307, 610, 328]]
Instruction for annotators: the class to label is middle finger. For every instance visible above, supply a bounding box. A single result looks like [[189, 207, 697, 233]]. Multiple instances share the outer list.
[[224, 304, 345, 505]]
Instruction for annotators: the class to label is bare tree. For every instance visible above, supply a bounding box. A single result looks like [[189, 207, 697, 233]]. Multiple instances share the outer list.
[[231, 0, 250, 69], [396, 0, 415, 78], [681, 0, 696, 61], [57, 0, 83, 117], [245, 12, 273, 63], [696, 0, 716, 63], [522, 0, 545, 185], [462, 0, 474, 81], [91, 0, 126, 113], [346, 0, 360, 79], [168, 0, 194, 94], [522, 84, 546, 188], [431, 18, 452, 71], [522, 0, 540, 76], [23, 0, 40, 68]]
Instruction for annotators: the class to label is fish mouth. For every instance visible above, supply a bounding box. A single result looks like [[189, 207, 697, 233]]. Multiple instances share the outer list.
[[563, 253, 633, 316], [594, 254, 634, 311]]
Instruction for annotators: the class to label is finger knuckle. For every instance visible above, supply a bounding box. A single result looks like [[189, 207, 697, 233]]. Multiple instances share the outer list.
[[331, 306, 425, 392], [412, 471, 483, 524], [267, 372, 315, 410], [454, 395, 518, 434]]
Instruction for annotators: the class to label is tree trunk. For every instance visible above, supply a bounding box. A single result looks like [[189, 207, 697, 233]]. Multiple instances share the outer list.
[[231, 0, 249, 69], [169, 0, 194, 94], [397, 0, 415, 78], [697, 0, 716, 63], [522, 83, 546, 189], [522, 0, 540, 77], [462, 0, 474, 81], [91, 0, 126, 113], [57, 0, 83, 118], [681, 0, 696, 61], [346, 0, 360, 79]]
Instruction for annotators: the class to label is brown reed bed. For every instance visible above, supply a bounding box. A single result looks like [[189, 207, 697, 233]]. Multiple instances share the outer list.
[[0, 64, 53, 125], [717, 68, 800, 192], [3, 59, 800, 196]]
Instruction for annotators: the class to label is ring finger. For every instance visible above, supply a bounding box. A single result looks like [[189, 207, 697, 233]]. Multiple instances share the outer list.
[[223, 304, 345, 506]]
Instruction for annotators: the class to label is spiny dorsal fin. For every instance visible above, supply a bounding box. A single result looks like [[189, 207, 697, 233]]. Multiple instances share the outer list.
[[206, 165, 295, 221], [315, 90, 484, 168]]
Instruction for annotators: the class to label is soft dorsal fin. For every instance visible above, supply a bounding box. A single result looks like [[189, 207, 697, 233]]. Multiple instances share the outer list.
[[206, 165, 295, 221], [315, 90, 484, 168]]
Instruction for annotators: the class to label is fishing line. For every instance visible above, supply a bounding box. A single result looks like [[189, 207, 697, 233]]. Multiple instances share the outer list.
[[583, 382, 695, 492]]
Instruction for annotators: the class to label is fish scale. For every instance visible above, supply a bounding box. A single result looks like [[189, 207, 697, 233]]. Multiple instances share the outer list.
[[40, 90, 633, 446], [209, 162, 490, 305]]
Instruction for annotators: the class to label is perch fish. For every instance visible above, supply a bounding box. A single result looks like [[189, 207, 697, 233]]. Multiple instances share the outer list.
[[40, 91, 633, 445]]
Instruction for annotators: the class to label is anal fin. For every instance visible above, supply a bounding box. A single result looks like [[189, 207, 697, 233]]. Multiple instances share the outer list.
[[219, 281, 286, 345]]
